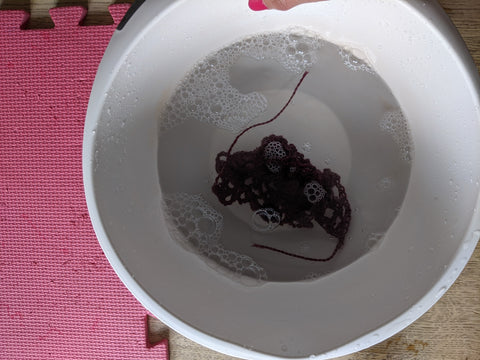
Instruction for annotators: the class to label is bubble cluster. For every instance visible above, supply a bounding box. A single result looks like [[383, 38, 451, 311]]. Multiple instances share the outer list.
[[304, 181, 326, 204], [164, 193, 223, 245], [164, 192, 267, 280], [264, 140, 287, 173], [160, 29, 324, 134], [245, 31, 323, 74], [379, 110, 414, 162], [264, 141, 287, 160], [251, 208, 281, 232], [339, 48, 375, 74]]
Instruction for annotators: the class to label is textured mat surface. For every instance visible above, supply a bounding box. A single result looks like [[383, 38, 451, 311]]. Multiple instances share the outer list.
[[0, 5, 168, 360]]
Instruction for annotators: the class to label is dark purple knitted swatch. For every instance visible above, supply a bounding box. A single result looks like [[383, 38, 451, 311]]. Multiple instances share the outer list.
[[212, 134, 351, 261]]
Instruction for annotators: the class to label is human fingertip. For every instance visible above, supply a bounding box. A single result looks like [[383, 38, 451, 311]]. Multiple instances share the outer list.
[[249, 0, 268, 11]]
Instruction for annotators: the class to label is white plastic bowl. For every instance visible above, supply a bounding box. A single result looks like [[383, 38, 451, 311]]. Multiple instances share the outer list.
[[83, 0, 480, 358]]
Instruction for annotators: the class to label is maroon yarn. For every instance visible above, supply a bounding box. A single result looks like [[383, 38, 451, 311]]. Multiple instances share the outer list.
[[220, 71, 309, 161], [211, 72, 351, 261]]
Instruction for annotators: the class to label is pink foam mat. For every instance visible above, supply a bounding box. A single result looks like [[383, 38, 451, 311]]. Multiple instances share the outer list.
[[0, 5, 168, 360]]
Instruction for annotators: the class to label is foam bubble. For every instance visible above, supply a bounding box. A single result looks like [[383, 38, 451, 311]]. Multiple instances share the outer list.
[[339, 48, 375, 74], [164, 192, 267, 280], [380, 110, 414, 162], [251, 208, 281, 232], [160, 29, 324, 134], [304, 181, 326, 204]]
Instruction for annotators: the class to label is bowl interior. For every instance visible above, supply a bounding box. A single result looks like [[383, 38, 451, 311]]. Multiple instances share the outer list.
[[84, 0, 480, 358]]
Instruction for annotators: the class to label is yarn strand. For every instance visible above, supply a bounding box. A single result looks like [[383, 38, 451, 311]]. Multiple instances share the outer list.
[[252, 241, 343, 262], [214, 71, 309, 184], [226, 71, 309, 156]]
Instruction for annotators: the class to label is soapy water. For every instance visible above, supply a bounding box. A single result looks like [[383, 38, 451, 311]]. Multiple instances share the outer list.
[[157, 28, 413, 282], [160, 29, 323, 134], [380, 110, 414, 162], [163, 193, 268, 281]]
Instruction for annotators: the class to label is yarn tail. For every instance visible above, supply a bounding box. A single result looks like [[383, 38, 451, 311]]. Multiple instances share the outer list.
[[252, 241, 342, 262]]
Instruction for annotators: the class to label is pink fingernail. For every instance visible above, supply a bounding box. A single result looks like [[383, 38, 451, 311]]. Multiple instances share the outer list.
[[249, 0, 268, 11]]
